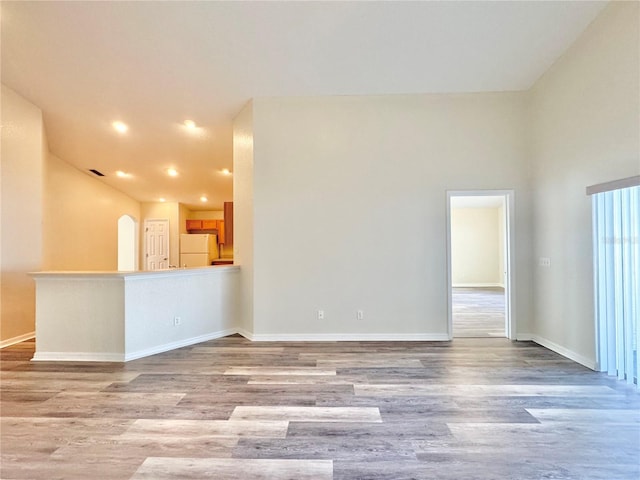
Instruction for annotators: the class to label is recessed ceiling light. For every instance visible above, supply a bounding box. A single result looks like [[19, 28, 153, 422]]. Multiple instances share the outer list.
[[200, 196, 208, 202], [167, 168, 178, 177], [221, 168, 232, 175], [159, 197, 166, 202], [184, 120, 196, 129], [112, 121, 128, 133], [115, 170, 130, 177]]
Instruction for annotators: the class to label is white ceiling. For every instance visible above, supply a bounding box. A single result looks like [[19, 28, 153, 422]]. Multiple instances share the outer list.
[[1, 1, 607, 210]]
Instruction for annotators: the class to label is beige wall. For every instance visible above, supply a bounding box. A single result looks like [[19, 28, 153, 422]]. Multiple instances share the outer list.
[[451, 207, 502, 287], [44, 154, 140, 271], [233, 101, 254, 335], [529, 2, 640, 366], [179, 203, 190, 235], [241, 93, 532, 338], [0, 85, 45, 344], [188, 210, 224, 220]]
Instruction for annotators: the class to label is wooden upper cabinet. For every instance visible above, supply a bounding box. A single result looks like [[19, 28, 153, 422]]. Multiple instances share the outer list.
[[186, 218, 224, 241], [201, 219, 218, 230], [224, 202, 233, 245], [186, 219, 202, 231]]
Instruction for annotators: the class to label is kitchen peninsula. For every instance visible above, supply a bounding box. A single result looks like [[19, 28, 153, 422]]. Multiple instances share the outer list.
[[30, 266, 239, 362]]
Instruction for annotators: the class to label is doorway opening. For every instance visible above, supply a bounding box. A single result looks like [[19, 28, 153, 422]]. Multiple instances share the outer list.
[[446, 191, 514, 339], [117, 215, 138, 271], [144, 218, 170, 271]]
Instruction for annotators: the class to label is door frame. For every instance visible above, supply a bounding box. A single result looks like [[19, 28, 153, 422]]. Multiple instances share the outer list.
[[445, 190, 516, 340], [143, 218, 170, 271]]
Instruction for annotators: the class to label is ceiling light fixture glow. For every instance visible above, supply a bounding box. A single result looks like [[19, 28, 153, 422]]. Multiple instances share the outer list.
[[159, 198, 166, 203], [184, 119, 196, 129], [116, 170, 129, 177], [221, 168, 232, 175], [167, 168, 178, 177], [112, 121, 128, 133], [200, 196, 208, 202]]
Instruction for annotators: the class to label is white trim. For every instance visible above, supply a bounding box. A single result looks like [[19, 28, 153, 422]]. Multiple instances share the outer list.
[[452, 283, 504, 288], [242, 333, 450, 342], [0, 331, 35, 349], [124, 328, 237, 361], [31, 328, 237, 362], [518, 334, 597, 370], [32, 352, 125, 362]]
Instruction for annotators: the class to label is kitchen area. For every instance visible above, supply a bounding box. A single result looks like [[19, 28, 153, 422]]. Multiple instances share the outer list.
[[30, 202, 239, 363], [181, 201, 234, 267]]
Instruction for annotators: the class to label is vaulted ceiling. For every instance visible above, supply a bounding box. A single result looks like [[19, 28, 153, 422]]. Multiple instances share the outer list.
[[1, 1, 607, 210]]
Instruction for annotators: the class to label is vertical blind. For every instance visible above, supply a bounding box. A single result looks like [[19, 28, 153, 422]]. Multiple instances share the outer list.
[[592, 185, 639, 386]]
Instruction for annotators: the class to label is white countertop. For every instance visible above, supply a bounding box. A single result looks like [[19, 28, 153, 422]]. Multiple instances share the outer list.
[[30, 265, 240, 279]]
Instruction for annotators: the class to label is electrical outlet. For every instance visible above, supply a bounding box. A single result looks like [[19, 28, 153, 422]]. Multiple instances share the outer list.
[[539, 257, 551, 267], [318, 310, 324, 320], [173, 316, 182, 326], [357, 310, 364, 320]]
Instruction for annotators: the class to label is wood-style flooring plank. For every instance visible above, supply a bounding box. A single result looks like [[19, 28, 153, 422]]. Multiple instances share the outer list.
[[131, 458, 333, 480], [229, 406, 382, 423]]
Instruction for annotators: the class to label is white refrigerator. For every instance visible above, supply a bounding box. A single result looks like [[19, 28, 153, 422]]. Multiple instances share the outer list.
[[180, 234, 219, 267]]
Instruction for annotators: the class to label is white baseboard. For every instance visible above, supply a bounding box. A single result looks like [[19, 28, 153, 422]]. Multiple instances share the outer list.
[[241, 332, 450, 342], [453, 283, 504, 288], [32, 351, 125, 362], [516, 333, 596, 370], [124, 328, 238, 361], [33, 328, 237, 362], [0, 331, 35, 349]]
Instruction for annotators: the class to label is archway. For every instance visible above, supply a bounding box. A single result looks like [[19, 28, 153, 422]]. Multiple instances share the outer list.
[[118, 215, 138, 271]]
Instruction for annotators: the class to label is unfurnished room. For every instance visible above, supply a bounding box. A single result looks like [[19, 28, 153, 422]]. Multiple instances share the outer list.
[[1, 1, 639, 479]]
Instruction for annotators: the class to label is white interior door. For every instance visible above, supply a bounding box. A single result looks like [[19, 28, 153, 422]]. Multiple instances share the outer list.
[[144, 219, 169, 270]]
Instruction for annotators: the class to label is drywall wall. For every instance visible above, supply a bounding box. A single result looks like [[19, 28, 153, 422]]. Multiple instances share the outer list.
[[178, 203, 190, 236], [244, 93, 532, 338], [0, 85, 44, 344], [188, 210, 224, 220], [529, 1, 640, 367], [233, 101, 254, 335], [124, 267, 239, 359], [451, 207, 502, 286], [44, 154, 140, 271]]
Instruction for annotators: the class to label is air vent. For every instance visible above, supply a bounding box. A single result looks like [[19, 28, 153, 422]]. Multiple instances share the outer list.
[[89, 169, 105, 177]]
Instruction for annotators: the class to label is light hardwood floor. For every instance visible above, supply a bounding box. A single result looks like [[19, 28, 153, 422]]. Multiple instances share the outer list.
[[1, 336, 639, 479], [453, 287, 505, 338]]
